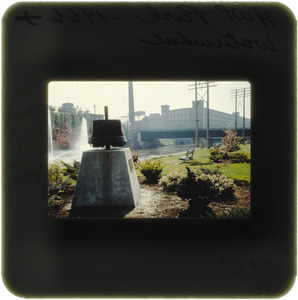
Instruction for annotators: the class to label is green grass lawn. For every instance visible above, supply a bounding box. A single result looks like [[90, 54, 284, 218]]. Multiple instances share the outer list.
[[136, 144, 251, 183]]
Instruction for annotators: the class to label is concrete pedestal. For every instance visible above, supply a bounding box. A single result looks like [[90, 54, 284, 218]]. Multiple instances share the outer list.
[[70, 148, 140, 217]]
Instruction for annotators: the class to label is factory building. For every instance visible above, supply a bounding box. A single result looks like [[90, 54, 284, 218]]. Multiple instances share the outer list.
[[136, 100, 250, 131]]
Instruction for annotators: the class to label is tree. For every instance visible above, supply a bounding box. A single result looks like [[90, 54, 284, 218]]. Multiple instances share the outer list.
[[64, 113, 72, 129], [50, 110, 55, 128], [54, 128, 70, 149], [73, 113, 81, 129], [57, 112, 64, 129]]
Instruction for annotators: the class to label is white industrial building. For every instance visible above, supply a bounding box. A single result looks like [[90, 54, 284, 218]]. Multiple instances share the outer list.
[[136, 100, 250, 131]]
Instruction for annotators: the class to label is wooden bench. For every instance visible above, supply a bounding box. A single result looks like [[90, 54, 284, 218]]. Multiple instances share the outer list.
[[179, 149, 195, 163]]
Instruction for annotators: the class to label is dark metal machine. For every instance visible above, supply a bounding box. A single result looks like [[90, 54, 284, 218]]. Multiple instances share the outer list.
[[88, 106, 127, 149]]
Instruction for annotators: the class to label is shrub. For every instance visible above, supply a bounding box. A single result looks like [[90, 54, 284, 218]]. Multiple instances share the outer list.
[[48, 161, 76, 216], [160, 167, 235, 212], [216, 207, 251, 218], [179, 167, 235, 213], [61, 160, 81, 180], [48, 196, 65, 216], [199, 166, 222, 175], [229, 152, 250, 163], [48, 162, 70, 194], [188, 160, 212, 166], [137, 159, 164, 183], [233, 179, 250, 186], [209, 148, 229, 162], [209, 148, 223, 162], [210, 147, 250, 164], [159, 170, 186, 193]]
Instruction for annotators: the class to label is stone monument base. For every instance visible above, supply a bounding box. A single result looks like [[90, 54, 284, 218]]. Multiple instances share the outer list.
[[70, 148, 140, 217]]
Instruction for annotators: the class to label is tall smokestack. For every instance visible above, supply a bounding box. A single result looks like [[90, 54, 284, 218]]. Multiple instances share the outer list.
[[128, 81, 135, 124]]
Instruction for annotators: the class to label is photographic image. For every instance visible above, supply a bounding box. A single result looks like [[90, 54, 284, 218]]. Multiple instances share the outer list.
[[48, 81, 251, 219], [3, 1, 296, 297]]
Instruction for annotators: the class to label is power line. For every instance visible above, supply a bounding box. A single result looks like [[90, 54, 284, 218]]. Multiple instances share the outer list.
[[230, 87, 250, 137], [188, 81, 217, 148]]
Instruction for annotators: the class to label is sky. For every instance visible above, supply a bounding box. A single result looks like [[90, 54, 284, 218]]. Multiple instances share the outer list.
[[48, 81, 251, 120]]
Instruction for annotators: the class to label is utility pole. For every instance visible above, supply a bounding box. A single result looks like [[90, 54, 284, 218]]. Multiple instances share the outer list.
[[235, 90, 237, 131], [93, 104, 96, 115], [188, 81, 199, 148], [206, 81, 210, 148], [128, 81, 135, 126], [231, 87, 250, 138], [195, 82, 198, 148], [189, 81, 216, 148], [243, 88, 245, 138]]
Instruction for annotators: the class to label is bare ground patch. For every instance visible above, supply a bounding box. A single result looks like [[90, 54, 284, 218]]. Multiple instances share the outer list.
[[51, 183, 250, 219]]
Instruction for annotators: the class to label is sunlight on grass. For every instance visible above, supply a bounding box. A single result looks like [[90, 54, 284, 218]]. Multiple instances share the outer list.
[[136, 144, 251, 183]]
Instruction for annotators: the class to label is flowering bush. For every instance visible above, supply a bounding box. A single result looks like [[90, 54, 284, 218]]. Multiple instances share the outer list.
[[137, 159, 164, 183], [209, 129, 246, 162], [222, 129, 243, 152], [53, 127, 71, 150]]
